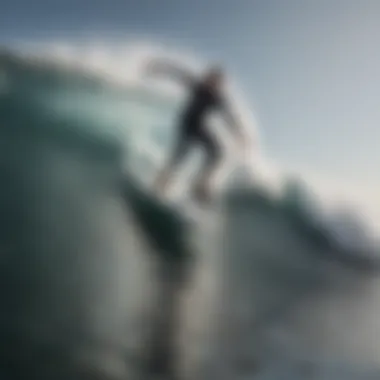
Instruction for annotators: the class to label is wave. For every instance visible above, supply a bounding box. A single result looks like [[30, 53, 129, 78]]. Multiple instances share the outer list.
[[1, 46, 380, 380]]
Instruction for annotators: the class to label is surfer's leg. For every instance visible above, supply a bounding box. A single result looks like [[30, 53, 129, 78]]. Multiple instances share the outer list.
[[193, 130, 222, 202], [154, 127, 191, 196]]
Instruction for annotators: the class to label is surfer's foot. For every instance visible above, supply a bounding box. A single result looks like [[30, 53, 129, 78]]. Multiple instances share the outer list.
[[191, 184, 211, 205]]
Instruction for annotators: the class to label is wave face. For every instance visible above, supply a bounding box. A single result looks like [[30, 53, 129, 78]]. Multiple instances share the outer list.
[[1, 48, 380, 380]]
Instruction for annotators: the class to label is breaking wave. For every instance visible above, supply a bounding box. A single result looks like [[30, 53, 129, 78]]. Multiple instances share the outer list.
[[1, 44, 380, 380]]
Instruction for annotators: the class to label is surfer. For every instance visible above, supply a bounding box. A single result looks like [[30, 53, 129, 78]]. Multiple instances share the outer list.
[[146, 59, 246, 204]]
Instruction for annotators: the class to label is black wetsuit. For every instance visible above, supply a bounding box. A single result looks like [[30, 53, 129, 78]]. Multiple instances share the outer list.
[[170, 82, 226, 169]]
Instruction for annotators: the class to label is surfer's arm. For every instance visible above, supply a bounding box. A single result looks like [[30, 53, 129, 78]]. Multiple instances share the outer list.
[[145, 59, 196, 87], [220, 99, 246, 143]]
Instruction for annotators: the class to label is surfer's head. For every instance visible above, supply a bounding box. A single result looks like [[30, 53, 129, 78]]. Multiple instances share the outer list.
[[203, 65, 224, 90]]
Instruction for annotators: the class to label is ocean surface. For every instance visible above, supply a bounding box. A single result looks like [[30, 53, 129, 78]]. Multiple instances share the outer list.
[[0, 45, 380, 380]]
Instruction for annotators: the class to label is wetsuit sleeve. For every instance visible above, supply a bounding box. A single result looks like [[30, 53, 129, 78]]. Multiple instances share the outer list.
[[146, 59, 196, 87]]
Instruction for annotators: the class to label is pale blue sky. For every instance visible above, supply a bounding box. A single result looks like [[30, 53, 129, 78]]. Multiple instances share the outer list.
[[2, 0, 380, 188]]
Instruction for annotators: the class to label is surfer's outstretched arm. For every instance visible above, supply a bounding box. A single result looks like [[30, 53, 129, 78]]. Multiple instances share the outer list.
[[220, 100, 246, 144], [145, 59, 196, 87]]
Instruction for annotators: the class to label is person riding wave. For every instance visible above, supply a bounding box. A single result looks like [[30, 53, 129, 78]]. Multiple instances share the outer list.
[[146, 59, 247, 203]]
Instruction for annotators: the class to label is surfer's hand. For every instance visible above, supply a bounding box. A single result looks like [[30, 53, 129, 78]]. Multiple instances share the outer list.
[[144, 61, 158, 75]]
